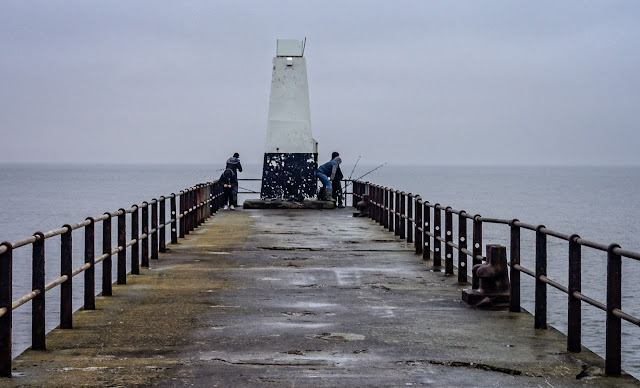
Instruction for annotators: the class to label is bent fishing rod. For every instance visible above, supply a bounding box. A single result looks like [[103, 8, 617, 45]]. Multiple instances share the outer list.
[[343, 162, 387, 188], [202, 175, 258, 193]]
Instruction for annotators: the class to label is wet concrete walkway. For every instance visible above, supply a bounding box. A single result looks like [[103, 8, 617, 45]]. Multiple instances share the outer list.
[[7, 209, 638, 387]]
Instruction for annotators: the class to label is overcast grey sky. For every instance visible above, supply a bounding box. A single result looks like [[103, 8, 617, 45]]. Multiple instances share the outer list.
[[1, 1, 639, 166]]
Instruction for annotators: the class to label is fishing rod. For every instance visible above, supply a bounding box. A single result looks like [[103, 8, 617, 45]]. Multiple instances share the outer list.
[[347, 155, 361, 181], [202, 175, 258, 193], [343, 162, 387, 188]]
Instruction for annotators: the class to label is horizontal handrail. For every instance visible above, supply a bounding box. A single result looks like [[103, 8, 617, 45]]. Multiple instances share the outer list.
[[0, 180, 225, 377], [352, 179, 639, 377]]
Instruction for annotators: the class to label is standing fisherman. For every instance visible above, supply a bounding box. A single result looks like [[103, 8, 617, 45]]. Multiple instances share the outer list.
[[332, 164, 344, 208], [224, 153, 242, 209]]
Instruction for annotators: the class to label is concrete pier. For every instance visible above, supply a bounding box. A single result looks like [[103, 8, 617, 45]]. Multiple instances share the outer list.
[[6, 209, 638, 386]]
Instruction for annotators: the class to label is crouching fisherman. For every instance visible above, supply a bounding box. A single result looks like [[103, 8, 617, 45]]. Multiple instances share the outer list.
[[316, 152, 342, 201], [220, 168, 238, 210]]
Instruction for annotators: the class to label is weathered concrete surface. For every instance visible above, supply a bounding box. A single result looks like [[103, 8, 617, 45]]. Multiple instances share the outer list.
[[5, 209, 638, 387], [244, 199, 334, 209]]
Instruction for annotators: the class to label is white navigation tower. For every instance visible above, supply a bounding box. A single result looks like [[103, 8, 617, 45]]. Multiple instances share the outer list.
[[260, 39, 318, 199]]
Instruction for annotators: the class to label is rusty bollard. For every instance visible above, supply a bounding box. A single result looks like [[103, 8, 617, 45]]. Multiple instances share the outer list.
[[462, 244, 510, 307], [354, 194, 370, 217]]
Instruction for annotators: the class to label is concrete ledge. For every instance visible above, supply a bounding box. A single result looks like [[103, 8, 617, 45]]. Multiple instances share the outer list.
[[243, 198, 335, 209]]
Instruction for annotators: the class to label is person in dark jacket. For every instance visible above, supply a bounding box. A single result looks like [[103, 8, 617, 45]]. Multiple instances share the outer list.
[[219, 168, 238, 210], [316, 152, 342, 201], [332, 164, 344, 208], [226, 153, 242, 175], [224, 153, 242, 208]]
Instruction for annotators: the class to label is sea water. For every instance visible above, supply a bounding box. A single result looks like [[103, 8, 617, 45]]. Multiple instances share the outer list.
[[0, 163, 638, 378]]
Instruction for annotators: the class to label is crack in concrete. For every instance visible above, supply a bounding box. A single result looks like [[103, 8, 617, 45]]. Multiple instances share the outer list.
[[208, 358, 332, 367], [259, 247, 325, 251], [399, 359, 529, 376]]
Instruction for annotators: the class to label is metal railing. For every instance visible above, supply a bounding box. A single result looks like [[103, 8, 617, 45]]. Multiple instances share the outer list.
[[352, 180, 640, 377], [236, 178, 355, 206], [0, 181, 224, 377]]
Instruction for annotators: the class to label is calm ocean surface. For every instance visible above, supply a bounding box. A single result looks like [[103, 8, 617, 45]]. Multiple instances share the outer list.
[[1, 163, 639, 378]]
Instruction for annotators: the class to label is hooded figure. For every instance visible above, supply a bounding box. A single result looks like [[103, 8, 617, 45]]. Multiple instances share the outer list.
[[226, 153, 243, 175], [219, 168, 238, 209], [221, 153, 242, 209]]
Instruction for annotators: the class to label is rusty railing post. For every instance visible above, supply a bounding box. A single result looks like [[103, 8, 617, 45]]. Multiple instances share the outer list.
[[535, 225, 547, 329], [184, 189, 190, 232], [117, 209, 126, 284], [382, 187, 388, 229], [368, 184, 373, 220], [407, 194, 413, 243], [84, 217, 95, 310], [189, 188, 194, 232], [433, 204, 441, 267], [32, 232, 45, 350], [170, 194, 178, 244], [377, 186, 383, 225], [350, 181, 355, 207], [189, 188, 195, 232], [423, 202, 430, 261], [394, 190, 400, 236], [458, 211, 467, 283], [444, 207, 453, 275], [382, 186, 393, 232], [568, 234, 581, 352], [472, 215, 483, 289], [371, 185, 377, 223], [159, 196, 166, 252], [196, 186, 201, 225], [0, 242, 13, 377], [141, 202, 149, 267], [131, 205, 139, 275], [102, 213, 112, 296], [61, 225, 73, 329], [606, 243, 622, 376], [399, 192, 406, 240], [414, 196, 422, 255], [204, 185, 210, 219], [371, 185, 384, 225], [509, 219, 520, 312], [200, 185, 205, 223], [203, 184, 207, 221], [179, 191, 186, 238], [151, 199, 158, 260], [194, 186, 200, 226], [209, 183, 215, 215]]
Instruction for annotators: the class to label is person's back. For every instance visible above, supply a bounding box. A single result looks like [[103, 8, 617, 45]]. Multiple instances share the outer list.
[[318, 158, 338, 176], [226, 153, 242, 175]]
